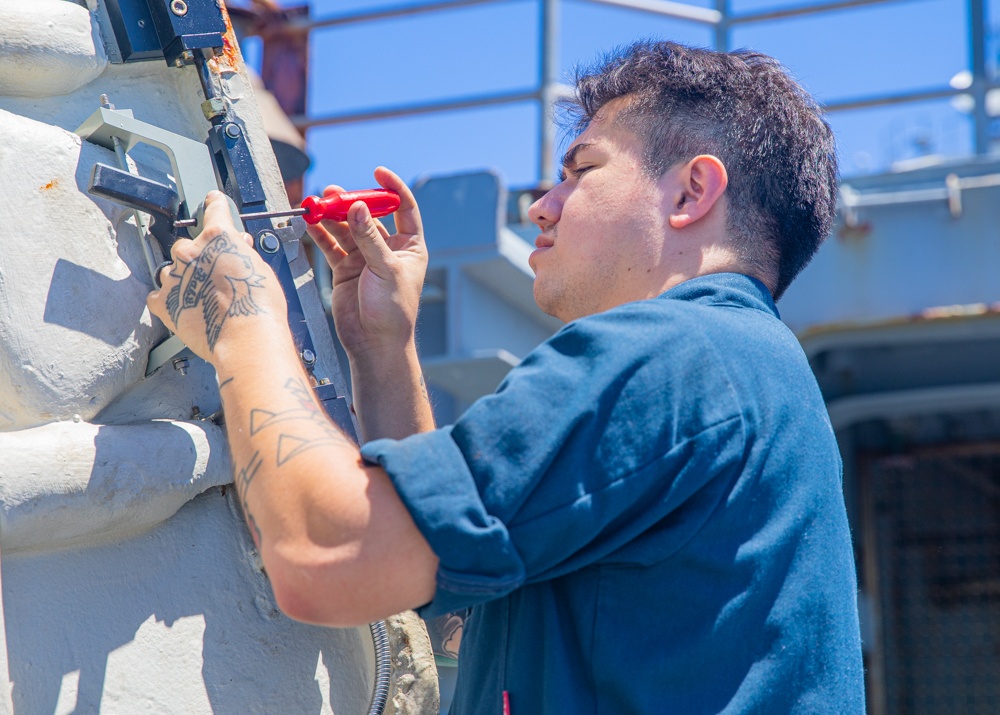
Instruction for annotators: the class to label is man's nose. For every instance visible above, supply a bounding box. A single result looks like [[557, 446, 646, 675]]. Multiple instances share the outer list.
[[528, 189, 562, 229]]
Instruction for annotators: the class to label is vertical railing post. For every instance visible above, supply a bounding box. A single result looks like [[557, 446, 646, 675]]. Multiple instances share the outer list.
[[714, 0, 729, 51], [970, 0, 990, 155], [539, 0, 560, 186]]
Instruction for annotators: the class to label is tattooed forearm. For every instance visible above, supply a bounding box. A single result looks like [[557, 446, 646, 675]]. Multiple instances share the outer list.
[[231, 379, 351, 546], [249, 377, 350, 466], [235, 450, 264, 548], [165, 232, 268, 351]]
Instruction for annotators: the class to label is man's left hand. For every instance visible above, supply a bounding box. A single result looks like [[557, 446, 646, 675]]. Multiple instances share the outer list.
[[147, 191, 288, 363]]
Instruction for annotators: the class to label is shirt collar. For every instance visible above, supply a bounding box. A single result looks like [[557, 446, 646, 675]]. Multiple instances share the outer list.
[[659, 273, 779, 320]]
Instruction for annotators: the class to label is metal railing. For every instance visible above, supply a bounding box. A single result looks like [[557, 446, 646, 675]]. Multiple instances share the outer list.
[[259, 0, 992, 184]]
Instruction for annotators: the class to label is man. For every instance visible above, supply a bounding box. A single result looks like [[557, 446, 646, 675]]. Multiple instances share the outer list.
[[149, 41, 864, 713]]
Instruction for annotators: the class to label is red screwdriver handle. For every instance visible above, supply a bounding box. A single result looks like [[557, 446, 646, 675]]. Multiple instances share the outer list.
[[300, 189, 401, 224]]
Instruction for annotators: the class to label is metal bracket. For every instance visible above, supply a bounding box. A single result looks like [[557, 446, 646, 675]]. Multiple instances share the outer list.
[[96, 0, 226, 66], [75, 107, 240, 234], [204, 120, 320, 369], [75, 107, 241, 375]]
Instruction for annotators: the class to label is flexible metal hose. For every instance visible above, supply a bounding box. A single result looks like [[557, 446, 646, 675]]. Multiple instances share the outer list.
[[367, 620, 392, 715]]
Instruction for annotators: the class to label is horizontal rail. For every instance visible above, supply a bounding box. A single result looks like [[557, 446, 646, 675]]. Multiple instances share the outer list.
[[577, 0, 919, 24], [578, 0, 721, 24], [294, 88, 544, 130], [294, 0, 917, 31], [294, 0, 506, 30], [295, 82, 974, 130], [840, 171, 1000, 210], [730, 0, 910, 25], [822, 86, 961, 113]]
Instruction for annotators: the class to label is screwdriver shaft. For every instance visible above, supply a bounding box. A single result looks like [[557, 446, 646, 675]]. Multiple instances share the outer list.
[[173, 206, 307, 229]]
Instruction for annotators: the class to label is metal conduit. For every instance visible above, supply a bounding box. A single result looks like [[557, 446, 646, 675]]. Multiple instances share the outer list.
[[368, 620, 393, 715]]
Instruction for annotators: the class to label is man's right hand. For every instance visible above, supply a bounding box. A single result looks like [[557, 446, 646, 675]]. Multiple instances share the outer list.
[[306, 167, 427, 361]]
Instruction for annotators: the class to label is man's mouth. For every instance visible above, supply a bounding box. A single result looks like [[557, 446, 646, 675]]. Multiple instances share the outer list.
[[534, 235, 554, 249]]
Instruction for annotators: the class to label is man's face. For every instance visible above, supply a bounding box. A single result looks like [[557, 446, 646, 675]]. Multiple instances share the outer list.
[[527, 103, 675, 322]]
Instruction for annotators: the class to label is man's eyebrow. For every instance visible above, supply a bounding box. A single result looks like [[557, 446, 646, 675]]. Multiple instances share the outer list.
[[561, 143, 593, 169]]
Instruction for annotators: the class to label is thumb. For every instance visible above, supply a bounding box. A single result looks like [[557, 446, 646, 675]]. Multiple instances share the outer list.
[[197, 191, 238, 237]]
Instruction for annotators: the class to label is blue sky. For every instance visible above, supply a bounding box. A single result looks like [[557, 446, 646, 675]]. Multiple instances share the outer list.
[[245, 0, 986, 194]]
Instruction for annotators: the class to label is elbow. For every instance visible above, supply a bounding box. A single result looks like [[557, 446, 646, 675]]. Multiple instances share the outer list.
[[271, 580, 361, 627], [264, 547, 369, 627]]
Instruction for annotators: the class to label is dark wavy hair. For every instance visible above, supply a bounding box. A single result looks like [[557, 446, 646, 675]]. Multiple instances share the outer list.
[[563, 40, 838, 299]]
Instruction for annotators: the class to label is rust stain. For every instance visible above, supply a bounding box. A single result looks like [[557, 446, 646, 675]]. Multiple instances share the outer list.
[[212, 5, 241, 72], [40, 179, 59, 191], [798, 301, 1000, 345]]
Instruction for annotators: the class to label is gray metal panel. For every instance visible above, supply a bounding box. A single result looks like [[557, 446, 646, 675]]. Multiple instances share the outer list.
[[414, 171, 562, 405], [414, 171, 503, 253], [781, 164, 1000, 334]]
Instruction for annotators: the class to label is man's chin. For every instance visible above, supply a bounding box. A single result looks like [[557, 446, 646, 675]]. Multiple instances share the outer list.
[[532, 286, 572, 323], [532, 283, 554, 315]]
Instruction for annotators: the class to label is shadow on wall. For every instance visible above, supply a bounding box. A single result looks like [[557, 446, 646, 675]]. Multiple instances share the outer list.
[[3, 485, 372, 712]]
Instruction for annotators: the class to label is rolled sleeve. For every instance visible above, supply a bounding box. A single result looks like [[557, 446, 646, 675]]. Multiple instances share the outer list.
[[361, 429, 526, 616]]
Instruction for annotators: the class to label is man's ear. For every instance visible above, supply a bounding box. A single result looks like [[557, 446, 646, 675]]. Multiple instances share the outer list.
[[667, 155, 728, 230]]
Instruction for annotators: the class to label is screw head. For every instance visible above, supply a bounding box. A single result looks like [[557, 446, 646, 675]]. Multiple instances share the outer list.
[[300, 349, 316, 366], [258, 232, 281, 254], [224, 123, 241, 139], [170, 0, 188, 16], [137, 19, 145, 28]]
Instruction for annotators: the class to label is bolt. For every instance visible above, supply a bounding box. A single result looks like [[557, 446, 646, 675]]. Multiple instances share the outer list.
[[259, 232, 281, 254], [181, 50, 195, 62], [173, 58, 185, 69], [225, 123, 241, 139], [300, 349, 316, 366], [99, 94, 113, 109], [173, 357, 190, 376], [137, 19, 145, 28], [170, 0, 188, 16]]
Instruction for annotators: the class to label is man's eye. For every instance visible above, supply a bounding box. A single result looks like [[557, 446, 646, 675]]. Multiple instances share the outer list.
[[557, 165, 593, 183]]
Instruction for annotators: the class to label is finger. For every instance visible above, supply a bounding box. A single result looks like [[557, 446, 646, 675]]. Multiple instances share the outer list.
[[312, 184, 355, 247], [373, 166, 421, 237], [196, 191, 238, 240], [305, 221, 349, 266], [154, 260, 174, 290], [243, 232, 253, 248], [146, 260, 177, 324], [348, 202, 396, 278], [316, 211, 391, 254]]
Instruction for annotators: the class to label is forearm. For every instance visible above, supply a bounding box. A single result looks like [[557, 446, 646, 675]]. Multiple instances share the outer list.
[[145, 189, 438, 625], [215, 330, 436, 625], [347, 340, 436, 442]]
